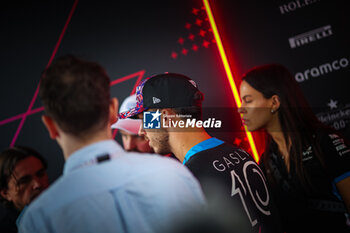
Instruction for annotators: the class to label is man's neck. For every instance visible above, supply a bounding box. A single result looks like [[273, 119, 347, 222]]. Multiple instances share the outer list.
[[170, 128, 211, 163], [59, 129, 112, 160]]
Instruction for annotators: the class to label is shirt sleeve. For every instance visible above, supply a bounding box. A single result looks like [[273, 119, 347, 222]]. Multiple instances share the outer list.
[[18, 207, 51, 233], [320, 132, 350, 183]]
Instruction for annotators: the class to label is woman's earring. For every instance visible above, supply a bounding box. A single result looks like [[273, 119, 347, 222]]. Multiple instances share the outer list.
[[271, 109, 275, 113]]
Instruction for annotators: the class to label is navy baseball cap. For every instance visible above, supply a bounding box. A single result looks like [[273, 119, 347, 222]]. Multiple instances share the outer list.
[[119, 73, 204, 119]]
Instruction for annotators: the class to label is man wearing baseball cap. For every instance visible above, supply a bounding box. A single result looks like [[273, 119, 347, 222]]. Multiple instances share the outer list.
[[112, 94, 153, 153], [120, 73, 283, 233]]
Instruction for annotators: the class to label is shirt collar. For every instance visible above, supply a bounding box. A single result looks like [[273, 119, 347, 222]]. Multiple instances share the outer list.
[[183, 137, 224, 164], [63, 140, 123, 174]]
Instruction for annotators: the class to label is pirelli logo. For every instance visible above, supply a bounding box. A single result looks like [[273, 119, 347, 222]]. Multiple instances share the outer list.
[[288, 25, 333, 49]]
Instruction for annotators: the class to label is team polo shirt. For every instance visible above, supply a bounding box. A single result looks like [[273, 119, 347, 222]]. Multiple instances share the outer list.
[[184, 137, 283, 233], [260, 131, 350, 232]]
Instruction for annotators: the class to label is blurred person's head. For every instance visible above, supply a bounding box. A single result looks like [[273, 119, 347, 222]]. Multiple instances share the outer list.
[[0, 146, 49, 210], [112, 95, 153, 153], [238, 64, 328, 187], [40, 55, 118, 159], [239, 64, 321, 134], [118, 73, 205, 160]]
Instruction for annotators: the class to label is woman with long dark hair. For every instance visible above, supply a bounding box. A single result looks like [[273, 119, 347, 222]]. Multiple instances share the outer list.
[[238, 64, 350, 232]]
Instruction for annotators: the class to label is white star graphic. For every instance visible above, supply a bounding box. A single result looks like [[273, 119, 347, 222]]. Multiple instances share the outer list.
[[151, 110, 161, 122], [327, 99, 338, 110]]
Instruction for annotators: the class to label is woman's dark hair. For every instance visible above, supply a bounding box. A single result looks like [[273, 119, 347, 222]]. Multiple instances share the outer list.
[[242, 64, 328, 190], [0, 146, 47, 206]]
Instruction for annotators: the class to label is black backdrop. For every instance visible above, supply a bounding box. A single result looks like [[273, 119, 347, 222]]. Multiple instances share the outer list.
[[1, 0, 349, 183]]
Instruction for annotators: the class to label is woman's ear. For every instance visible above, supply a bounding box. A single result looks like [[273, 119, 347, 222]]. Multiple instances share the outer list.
[[271, 95, 281, 112]]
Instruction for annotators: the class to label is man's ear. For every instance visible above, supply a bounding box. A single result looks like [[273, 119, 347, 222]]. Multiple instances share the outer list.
[[0, 189, 10, 201], [109, 97, 119, 125], [41, 115, 59, 139]]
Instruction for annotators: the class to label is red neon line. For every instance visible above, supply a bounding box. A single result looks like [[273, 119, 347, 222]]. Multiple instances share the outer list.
[[203, 0, 260, 162], [10, 0, 79, 147]]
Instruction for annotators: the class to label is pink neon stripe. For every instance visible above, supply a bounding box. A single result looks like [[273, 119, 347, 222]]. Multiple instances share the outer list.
[[0, 114, 24, 126], [110, 71, 144, 86], [112, 128, 118, 139], [10, 0, 79, 147], [112, 70, 145, 138], [28, 106, 45, 114], [46, 0, 79, 69], [130, 70, 145, 94], [1, 71, 144, 127], [6, 70, 143, 142], [0, 107, 45, 126]]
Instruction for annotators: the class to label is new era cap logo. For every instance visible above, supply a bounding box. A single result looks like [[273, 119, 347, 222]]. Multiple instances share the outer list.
[[188, 80, 197, 88], [143, 110, 161, 129], [153, 97, 161, 104]]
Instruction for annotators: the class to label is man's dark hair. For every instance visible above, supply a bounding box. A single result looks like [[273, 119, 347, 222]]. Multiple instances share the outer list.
[[40, 55, 111, 137], [0, 146, 47, 207]]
